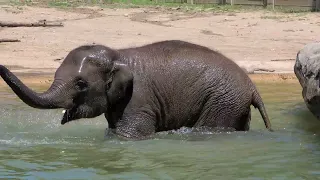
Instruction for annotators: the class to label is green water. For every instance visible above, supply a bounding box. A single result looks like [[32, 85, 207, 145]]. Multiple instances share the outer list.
[[0, 82, 319, 180]]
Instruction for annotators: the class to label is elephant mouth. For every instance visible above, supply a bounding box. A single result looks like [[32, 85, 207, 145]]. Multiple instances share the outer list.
[[60, 105, 102, 125], [61, 107, 79, 125]]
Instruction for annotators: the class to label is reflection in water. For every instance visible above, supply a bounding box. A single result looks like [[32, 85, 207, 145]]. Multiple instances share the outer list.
[[0, 82, 319, 179]]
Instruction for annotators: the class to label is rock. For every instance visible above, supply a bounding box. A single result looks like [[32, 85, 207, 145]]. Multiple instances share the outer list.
[[294, 42, 320, 119]]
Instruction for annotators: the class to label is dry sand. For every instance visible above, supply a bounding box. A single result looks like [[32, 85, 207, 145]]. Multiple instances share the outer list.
[[1, 5, 320, 84]]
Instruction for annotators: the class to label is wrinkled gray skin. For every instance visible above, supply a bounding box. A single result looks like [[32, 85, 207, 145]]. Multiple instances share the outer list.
[[294, 42, 320, 119], [0, 40, 273, 140]]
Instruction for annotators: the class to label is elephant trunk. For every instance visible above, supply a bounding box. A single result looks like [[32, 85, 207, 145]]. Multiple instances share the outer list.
[[0, 65, 69, 109]]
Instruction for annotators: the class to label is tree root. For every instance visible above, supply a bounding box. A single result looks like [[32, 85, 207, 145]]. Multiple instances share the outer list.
[[0, 39, 21, 43]]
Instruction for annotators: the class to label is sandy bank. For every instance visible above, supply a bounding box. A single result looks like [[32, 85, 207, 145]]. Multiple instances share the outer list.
[[1, 5, 319, 74]]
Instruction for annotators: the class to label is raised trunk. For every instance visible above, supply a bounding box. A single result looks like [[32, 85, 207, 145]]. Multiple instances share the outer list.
[[0, 65, 66, 109]]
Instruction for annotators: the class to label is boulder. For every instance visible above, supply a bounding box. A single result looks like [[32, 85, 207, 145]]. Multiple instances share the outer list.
[[294, 42, 320, 119]]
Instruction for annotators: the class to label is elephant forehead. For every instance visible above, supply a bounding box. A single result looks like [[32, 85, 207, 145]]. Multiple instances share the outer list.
[[61, 54, 107, 72], [78, 57, 87, 73], [55, 62, 104, 81], [65, 46, 108, 63]]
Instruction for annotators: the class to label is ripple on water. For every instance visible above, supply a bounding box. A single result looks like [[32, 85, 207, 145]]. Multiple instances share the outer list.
[[0, 82, 320, 179]]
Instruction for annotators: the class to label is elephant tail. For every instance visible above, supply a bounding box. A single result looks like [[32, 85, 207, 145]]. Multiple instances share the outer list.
[[252, 91, 273, 132]]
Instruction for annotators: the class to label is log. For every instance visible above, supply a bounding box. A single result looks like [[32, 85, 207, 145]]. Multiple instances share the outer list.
[[270, 58, 295, 61], [253, 68, 275, 72], [241, 67, 275, 74], [0, 39, 21, 43], [0, 21, 63, 27]]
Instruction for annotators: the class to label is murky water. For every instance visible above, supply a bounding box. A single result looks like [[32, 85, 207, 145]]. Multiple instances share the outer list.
[[0, 82, 319, 180]]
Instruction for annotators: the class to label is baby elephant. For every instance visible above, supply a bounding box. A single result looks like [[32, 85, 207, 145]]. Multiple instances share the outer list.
[[0, 40, 272, 140]]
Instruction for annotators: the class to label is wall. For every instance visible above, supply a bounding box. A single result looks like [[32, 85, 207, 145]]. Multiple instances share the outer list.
[[182, 0, 316, 9]]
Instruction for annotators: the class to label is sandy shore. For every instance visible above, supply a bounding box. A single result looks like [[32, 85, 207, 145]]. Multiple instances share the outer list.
[[1, 4, 319, 84]]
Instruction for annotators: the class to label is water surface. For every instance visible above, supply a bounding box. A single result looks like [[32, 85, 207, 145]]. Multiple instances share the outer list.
[[0, 82, 319, 180]]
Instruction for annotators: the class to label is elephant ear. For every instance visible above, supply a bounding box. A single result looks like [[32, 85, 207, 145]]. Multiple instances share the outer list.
[[106, 61, 133, 106]]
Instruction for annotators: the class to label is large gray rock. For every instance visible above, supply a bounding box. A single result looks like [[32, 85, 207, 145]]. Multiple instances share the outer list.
[[294, 42, 320, 119]]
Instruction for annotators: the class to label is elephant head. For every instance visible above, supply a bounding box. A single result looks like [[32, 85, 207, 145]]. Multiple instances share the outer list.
[[0, 45, 133, 125], [294, 42, 320, 119]]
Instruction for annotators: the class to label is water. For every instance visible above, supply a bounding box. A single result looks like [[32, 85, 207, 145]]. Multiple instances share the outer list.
[[0, 82, 319, 180]]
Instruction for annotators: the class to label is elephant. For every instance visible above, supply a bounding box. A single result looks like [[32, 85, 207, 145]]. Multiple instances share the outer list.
[[0, 40, 273, 140], [294, 42, 320, 120]]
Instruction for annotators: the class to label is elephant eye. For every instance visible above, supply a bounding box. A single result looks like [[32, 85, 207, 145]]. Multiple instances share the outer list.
[[75, 80, 88, 92]]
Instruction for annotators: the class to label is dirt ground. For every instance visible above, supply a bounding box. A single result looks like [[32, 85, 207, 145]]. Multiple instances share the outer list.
[[1, 4, 320, 84]]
